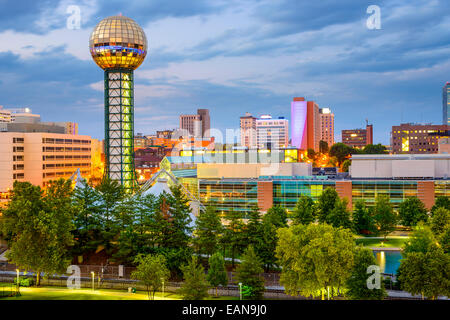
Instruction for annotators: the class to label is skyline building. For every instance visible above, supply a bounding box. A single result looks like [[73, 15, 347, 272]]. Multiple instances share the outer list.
[[180, 109, 210, 139], [342, 122, 373, 149], [290, 97, 320, 151], [89, 15, 148, 192], [391, 123, 449, 154], [0, 131, 93, 203], [319, 108, 334, 147], [443, 82, 450, 125], [240, 112, 257, 149], [256, 115, 289, 149]]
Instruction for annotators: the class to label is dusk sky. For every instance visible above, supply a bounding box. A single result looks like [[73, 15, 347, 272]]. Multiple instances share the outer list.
[[0, 0, 449, 145]]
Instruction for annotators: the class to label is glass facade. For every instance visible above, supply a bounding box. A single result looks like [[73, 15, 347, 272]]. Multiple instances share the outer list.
[[352, 180, 417, 208], [273, 180, 336, 210], [435, 181, 450, 199], [199, 180, 258, 215], [443, 83, 450, 125], [90, 16, 147, 70]]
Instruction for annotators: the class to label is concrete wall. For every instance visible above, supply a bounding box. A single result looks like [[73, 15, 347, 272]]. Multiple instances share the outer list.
[[197, 163, 312, 179], [350, 156, 450, 178]]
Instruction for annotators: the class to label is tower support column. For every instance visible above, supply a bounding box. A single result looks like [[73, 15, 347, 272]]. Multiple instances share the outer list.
[[104, 68, 136, 192]]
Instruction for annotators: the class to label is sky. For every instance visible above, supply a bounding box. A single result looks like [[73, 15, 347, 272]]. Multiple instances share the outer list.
[[0, 0, 449, 145]]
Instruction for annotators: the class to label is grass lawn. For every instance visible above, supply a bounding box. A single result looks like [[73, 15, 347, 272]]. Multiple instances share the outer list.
[[354, 237, 408, 248], [0, 284, 238, 300]]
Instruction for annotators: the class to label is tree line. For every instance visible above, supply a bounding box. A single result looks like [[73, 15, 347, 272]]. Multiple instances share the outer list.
[[0, 178, 448, 299]]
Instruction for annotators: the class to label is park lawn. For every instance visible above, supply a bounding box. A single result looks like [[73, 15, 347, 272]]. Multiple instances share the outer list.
[[0, 284, 238, 300], [354, 237, 408, 248]]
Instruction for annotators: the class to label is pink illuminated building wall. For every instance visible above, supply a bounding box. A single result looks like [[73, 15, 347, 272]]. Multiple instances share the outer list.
[[291, 97, 308, 149]]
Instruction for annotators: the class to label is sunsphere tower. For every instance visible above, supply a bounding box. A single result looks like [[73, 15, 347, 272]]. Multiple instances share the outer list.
[[89, 16, 148, 192]]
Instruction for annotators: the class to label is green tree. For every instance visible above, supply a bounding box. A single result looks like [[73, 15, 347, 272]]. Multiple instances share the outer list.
[[131, 254, 170, 300], [329, 143, 352, 167], [372, 195, 397, 241], [328, 197, 352, 229], [276, 223, 355, 300], [439, 224, 450, 253], [319, 140, 329, 154], [345, 248, 386, 300], [207, 252, 228, 297], [265, 205, 288, 228], [165, 185, 193, 248], [342, 159, 351, 172], [179, 256, 210, 300], [245, 206, 264, 250], [403, 223, 436, 254], [235, 246, 265, 299], [95, 177, 125, 255], [398, 197, 428, 227], [291, 195, 315, 225], [361, 144, 388, 154], [352, 199, 375, 235], [1, 180, 74, 286], [316, 187, 339, 224], [72, 180, 102, 257], [221, 210, 246, 267], [430, 207, 450, 236], [398, 246, 450, 299], [431, 196, 450, 215], [193, 206, 223, 256]]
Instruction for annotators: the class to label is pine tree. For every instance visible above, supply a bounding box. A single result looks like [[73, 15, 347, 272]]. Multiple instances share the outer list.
[[245, 206, 264, 249], [193, 206, 223, 256], [291, 195, 315, 225], [328, 197, 352, 229], [179, 256, 210, 300], [207, 252, 228, 297], [72, 179, 103, 256], [221, 210, 246, 267], [352, 199, 375, 235], [317, 187, 339, 223], [235, 246, 265, 299]]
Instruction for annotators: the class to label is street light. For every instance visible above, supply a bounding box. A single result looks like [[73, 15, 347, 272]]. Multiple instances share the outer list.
[[16, 269, 20, 294], [91, 271, 95, 291], [161, 278, 165, 298], [238, 282, 242, 300]]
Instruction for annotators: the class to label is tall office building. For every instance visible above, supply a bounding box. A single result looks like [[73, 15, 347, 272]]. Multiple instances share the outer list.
[[0, 106, 11, 123], [307, 101, 321, 152], [342, 122, 373, 149], [443, 82, 450, 126], [0, 131, 92, 203], [180, 109, 210, 139], [240, 112, 257, 148], [290, 97, 320, 151], [256, 115, 289, 149], [197, 109, 210, 138], [319, 108, 334, 147], [391, 123, 449, 154]]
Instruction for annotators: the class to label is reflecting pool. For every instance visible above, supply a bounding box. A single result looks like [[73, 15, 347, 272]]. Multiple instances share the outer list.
[[373, 250, 403, 275]]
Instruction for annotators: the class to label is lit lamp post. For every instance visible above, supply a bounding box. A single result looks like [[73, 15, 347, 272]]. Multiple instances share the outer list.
[[162, 278, 165, 298], [238, 282, 242, 300], [91, 271, 95, 291], [16, 269, 20, 294]]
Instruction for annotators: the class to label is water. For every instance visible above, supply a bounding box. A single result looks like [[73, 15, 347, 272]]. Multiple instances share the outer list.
[[373, 251, 403, 275]]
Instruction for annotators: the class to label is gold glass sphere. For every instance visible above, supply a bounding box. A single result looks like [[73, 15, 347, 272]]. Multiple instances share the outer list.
[[89, 15, 147, 70]]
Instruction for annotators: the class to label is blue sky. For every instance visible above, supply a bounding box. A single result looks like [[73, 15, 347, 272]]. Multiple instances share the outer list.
[[0, 0, 449, 145]]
